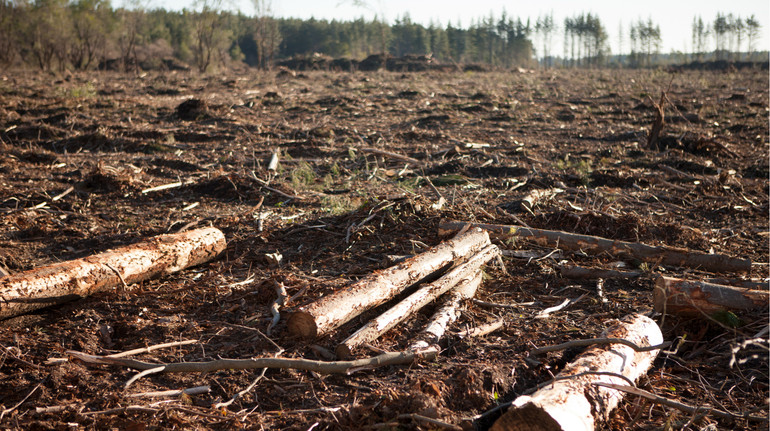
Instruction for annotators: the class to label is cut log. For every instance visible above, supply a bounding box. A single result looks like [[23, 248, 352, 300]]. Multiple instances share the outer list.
[[288, 228, 491, 339], [558, 265, 641, 279], [408, 271, 482, 352], [337, 245, 497, 358], [0, 227, 226, 320], [703, 277, 769, 291], [439, 221, 750, 273], [491, 314, 663, 431], [654, 276, 770, 317]]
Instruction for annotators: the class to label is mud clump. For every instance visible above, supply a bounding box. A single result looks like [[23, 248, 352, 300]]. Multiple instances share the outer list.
[[176, 98, 209, 121]]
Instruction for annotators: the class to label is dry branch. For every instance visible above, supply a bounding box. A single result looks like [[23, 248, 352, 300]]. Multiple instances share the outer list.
[[408, 272, 482, 351], [360, 147, 423, 166], [594, 382, 768, 423], [337, 245, 498, 358], [439, 221, 750, 273], [67, 349, 437, 375], [654, 276, 770, 317], [288, 228, 491, 339], [491, 314, 663, 431], [0, 227, 226, 320]]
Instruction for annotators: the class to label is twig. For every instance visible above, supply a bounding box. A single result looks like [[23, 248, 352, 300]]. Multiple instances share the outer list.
[[472, 298, 534, 309], [249, 171, 304, 200], [125, 366, 166, 388], [458, 318, 505, 338], [141, 181, 183, 194], [535, 294, 586, 319], [531, 338, 672, 356], [0, 382, 42, 419], [82, 405, 159, 416], [360, 147, 422, 166], [67, 349, 437, 375], [103, 263, 129, 293], [213, 369, 267, 409], [593, 382, 769, 423], [51, 186, 75, 202], [127, 385, 211, 398], [106, 339, 198, 358], [267, 282, 287, 336], [397, 413, 463, 431], [525, 370, 637, 395]]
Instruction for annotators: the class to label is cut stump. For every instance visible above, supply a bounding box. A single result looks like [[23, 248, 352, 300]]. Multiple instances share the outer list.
[[0, 227, 226, 320]]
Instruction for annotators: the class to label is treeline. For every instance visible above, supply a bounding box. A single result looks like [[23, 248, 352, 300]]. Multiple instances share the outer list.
[[0, 0, 764, 72]]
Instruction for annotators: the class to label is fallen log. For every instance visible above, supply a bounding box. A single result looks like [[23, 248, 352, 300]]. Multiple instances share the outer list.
[[408, 271, 482, 352], [439, 221, 750, 273], [654, 276, 770, 317], [337, 245, 497, 358], [558, 265, 641, 280], [0, 227, 226, 320], [491, 314, 663, 431], [288, 228, 490, 339]]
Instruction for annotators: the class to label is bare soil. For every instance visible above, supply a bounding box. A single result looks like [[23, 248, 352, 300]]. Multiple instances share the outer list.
[[0, 67, 767, 430]]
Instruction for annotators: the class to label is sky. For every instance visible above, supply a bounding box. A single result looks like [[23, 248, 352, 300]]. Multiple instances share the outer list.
[[156, 0, 770, 54]]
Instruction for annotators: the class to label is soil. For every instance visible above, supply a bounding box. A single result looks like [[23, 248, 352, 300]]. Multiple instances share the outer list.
[[0, 67, 767, 430]]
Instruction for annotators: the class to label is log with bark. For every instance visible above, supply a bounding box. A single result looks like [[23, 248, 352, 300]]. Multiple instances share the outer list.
[[558, 265, 642, 280], [408, 271, 482, 352], [654, 276, 770, 317], [439, 221, 750, 273], [491, 314, 663, 431], [0, 227, 226, 320], [337, 245, 497, 358], [288, 228, 490, 339]]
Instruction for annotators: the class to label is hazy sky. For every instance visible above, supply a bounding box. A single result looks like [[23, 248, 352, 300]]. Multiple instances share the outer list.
[[157, 0, 770, 54]]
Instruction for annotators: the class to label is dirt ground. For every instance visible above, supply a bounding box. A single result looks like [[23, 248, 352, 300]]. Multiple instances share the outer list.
[[0, 66, 768, 430]]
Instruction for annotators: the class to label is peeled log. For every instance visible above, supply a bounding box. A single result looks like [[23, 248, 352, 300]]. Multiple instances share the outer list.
[[288, 228, 491, 339], [439, 221, 750, 273], [0, 227, 226, 320], [491, 314, 663, 431], [338, 245, 497, 358], [654, 276, 770, 317], [408, 271, 482, 352]]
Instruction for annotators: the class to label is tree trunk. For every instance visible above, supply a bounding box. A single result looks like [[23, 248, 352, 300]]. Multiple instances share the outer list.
[[0, 227, 226, 320], [337, 245, 497, 358], [408, 271, 482, 352], [439, 221, 750, 273], [288, 228, 491, 339], [491, 314, 663, 431], [654, 276, 769, 317]]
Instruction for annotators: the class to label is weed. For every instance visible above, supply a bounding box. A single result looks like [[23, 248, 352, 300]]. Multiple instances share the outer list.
[[59, 83, 97, 99], [290, 162, 316, 189], [320, 195, 355, 215], [556, 156, 592, 185]]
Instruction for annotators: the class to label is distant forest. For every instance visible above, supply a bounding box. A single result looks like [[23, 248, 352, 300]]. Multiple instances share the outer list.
[[0, 0, 766, 72]]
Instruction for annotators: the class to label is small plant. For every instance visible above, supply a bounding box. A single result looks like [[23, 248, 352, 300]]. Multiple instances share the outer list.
[[60, 83, 97, 99], [320, 195, 355, 215], [290, 162, 317, 189]]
